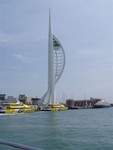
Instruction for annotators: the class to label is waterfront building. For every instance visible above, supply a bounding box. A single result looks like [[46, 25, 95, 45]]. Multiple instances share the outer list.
[[0, 94, 6, 101], [66, 99, 75, 108], [26, 96, 32, 105], [19, 94, 26, 104], [66, 98, 101, 108], [32, 97, 40, 105], [6, 96, 17, 103]]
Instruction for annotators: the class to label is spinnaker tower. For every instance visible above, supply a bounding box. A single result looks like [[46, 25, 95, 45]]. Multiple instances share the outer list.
[[41, 10, 67, 111]]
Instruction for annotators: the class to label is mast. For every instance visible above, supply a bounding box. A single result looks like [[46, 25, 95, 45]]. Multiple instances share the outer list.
[[48, 9, 55, 104]]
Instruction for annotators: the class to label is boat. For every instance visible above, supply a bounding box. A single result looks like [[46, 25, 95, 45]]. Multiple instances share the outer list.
[[0, 99, 35, 114], [93, 100, 111, 108], [0, 106, 6, 113], [41, 103, 68, 111]]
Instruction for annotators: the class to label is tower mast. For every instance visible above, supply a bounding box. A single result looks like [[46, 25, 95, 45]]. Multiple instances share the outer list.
[[48, 9, 55, 104]]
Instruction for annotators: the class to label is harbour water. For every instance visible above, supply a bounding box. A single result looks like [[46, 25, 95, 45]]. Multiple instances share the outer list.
[[0, 108, 113, 150]]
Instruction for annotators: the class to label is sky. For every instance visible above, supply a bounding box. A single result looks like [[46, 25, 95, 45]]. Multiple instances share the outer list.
[[0, 0, 113, 102]]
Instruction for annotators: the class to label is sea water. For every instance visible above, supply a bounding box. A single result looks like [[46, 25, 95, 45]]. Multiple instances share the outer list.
[[0, 108, 113, 150]]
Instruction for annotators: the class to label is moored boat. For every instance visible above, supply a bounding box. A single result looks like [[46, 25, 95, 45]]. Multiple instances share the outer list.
[[93, 100, 111, 108], [0, 99, 35, 114], [41, 103, 68, 111], [0, 106, 6, 113]]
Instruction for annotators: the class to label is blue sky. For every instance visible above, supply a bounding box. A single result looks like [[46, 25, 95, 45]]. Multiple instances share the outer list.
[[0, 0, 113, 102]]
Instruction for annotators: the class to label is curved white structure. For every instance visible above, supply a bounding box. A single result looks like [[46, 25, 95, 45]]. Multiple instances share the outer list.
[[41, 10, 65, 104]]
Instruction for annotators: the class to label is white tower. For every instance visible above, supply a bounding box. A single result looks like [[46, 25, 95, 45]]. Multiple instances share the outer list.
[[48, 10, 55, 104], [41, 10, 65, 105]]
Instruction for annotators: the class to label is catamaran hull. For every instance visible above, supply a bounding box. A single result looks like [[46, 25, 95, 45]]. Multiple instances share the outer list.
[[41, 104, 68, 111]]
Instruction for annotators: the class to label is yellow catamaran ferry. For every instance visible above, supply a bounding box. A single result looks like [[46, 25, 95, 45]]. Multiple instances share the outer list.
[[0, 99, 34, 114], [41, 103, 68, 111]]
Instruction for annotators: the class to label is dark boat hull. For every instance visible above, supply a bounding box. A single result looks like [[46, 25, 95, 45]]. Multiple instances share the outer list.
[[93, 105, 110, 108]]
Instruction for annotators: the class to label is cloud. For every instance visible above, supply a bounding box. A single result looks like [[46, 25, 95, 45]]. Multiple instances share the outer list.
[[78, 49, 98, 57], [13, 53, 40, 64], [14, 54, 25, 60], [13, 54, 30, 64], [0, 31, 21, 45]]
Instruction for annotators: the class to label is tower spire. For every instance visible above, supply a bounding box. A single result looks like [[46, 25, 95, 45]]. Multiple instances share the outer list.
[[48, 9, 55, 104]]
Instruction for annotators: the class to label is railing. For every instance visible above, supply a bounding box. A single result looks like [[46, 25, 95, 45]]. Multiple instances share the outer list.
[[0, 140, 43, 150]]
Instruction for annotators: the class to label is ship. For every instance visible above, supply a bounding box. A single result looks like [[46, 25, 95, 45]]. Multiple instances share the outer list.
[[0, 99, 35, 114], [41, 103, 68, 111], [93, 100, 111, 108]]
